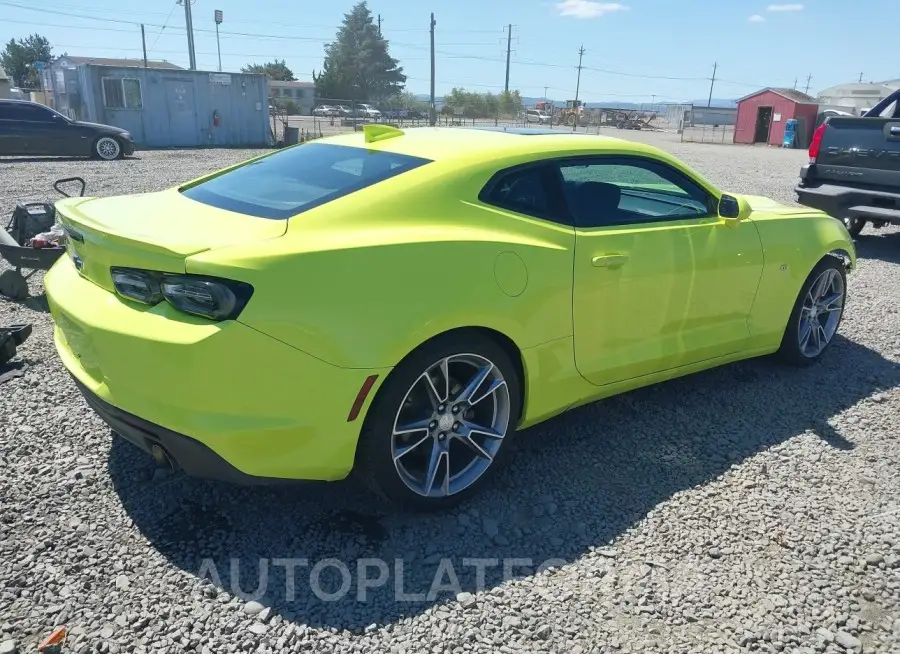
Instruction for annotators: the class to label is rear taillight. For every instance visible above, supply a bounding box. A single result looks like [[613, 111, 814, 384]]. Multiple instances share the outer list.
[[110, 267, 253, 321], [808, 123, 827, 162]]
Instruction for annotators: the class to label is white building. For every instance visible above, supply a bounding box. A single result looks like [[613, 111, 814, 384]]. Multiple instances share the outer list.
[[268, 80, 315, 115], [817, 79, 900, 114]]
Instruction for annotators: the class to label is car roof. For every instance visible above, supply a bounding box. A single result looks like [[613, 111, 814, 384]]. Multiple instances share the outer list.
[[320, 126, 663, 163]]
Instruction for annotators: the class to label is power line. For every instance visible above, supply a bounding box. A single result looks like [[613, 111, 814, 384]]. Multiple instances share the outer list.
[[583, 65, 705, 81], [3, 3, 795, 94], [2, 17, 166, 35], [148, 1, 178, 53], [0, 1, 153, 25], [0, 0, 504, 34]]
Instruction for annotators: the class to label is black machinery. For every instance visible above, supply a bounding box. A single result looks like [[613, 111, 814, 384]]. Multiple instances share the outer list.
[[0, 177, 86, 300]]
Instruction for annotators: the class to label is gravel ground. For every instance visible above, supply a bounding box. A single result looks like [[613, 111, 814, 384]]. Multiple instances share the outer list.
[[2, 134, 899, 654]]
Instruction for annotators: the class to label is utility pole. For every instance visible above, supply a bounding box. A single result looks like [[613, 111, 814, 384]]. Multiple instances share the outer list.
[[140, 24, 148, 68], [214, 10, 223, 72], [573, 45, 584, 133], [804, 73, 812, 95], [378, 14, 382, 37], [858, 72, 864, 83], [707, 62, 717, 108], [178, 0, 197, 70], [429, 13, 436, 126], [793, 77, 798, 90], [504, 24, 512, 94]]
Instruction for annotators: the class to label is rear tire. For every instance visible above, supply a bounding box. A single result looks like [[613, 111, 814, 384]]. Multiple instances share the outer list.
[[355, 332, 521, 512], [777, 257, 847, 367], [842, 216, 865, 237]]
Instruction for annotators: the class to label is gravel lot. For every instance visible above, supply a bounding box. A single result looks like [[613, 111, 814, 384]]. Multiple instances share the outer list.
[[1, 133, 899, 654]]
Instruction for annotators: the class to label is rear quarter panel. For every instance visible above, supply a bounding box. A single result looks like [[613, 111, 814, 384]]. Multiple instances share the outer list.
[[186, 160, 576, 369], [746, 208, 855, 348]]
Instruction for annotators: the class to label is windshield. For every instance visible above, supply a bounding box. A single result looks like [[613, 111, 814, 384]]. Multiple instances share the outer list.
[[181, 143, 431, 219]]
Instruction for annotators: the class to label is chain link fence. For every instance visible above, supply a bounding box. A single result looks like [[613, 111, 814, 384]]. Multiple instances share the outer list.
[[264, 96, 734, 147], [680, 124, 735, 144], [679, 105, 737, 144]]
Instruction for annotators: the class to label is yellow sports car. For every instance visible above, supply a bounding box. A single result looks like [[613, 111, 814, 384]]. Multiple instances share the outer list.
[[45, 125, 855, 510]]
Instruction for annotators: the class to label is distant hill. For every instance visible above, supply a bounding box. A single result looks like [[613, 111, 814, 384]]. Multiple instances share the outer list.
[[412, 93, 737, 109]]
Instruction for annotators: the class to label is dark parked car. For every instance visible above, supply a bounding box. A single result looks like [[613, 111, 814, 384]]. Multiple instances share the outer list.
[[0, 99, 135, 160]]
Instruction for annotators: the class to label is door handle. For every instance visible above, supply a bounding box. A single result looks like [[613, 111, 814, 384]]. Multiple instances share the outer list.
[[591, 253, 630, 268], [891, 126, 900, 135]]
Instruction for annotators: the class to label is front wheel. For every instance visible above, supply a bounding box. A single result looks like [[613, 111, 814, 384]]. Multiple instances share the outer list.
[[355, 333, 521, 511], [777, 257, 847, 366], [843, 216, 865, 237], [93, 136, 122, 160]]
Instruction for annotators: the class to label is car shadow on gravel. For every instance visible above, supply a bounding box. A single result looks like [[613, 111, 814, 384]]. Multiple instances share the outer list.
[[107, 334, 898, 633], [854, 230, 900, 265]]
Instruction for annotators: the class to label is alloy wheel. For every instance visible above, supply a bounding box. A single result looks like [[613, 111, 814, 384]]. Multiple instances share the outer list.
[[96, 137, 120, 160], [391, 354, 511, 498], [798, 267, 845, 358]]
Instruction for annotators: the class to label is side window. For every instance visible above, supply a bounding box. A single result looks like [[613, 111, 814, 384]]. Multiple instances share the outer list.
[[102, 78, 143, 109], [558, 158, 714, 228], [480, 165, 561, 223], [8, 103, 54, 122]]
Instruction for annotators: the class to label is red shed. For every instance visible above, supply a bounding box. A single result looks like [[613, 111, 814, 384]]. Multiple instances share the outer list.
[[733, 88, 819, 147]]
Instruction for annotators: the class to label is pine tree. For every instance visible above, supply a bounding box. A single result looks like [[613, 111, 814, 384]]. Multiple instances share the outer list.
[[313, 2, 405, 102]]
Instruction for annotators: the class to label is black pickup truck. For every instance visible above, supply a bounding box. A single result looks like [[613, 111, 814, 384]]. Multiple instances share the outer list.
[[795, 88, 900, 236]]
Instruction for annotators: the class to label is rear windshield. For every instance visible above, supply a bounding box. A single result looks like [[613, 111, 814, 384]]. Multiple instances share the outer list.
[[181, 143, 431, 219]]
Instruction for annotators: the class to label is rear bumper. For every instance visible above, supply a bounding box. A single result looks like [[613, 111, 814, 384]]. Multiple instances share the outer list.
[[796, 164, 900, 224], [73, 375, 285, 484], [45, 255, 388, 482]]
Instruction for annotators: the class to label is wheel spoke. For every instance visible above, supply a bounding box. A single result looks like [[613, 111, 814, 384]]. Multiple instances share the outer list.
[[393, 431, 431, 461], [423, 358, 450, 406], [817, 324, 829, 347], [469, 379, 507, 406], [799, 321, 813, 351], [457, 364, 493, 404], [393, 418, 432, 436], [809, 322, 821, 353], [464, 420, 505, 440], [810, 272, 829, 302], [422, 443, 449, 496], [819, 291, 843, 313], [458, 434, 493, 461]]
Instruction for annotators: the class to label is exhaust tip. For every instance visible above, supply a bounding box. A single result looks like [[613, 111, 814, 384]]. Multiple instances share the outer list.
[[150, 443, 173, 469]]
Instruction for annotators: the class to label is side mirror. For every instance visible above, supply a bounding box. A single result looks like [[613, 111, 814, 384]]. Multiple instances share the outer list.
[[718, 194, 750, 226]]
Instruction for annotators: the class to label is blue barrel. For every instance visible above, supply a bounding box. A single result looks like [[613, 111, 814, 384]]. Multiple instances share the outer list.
[[782, 119, 797, 148]]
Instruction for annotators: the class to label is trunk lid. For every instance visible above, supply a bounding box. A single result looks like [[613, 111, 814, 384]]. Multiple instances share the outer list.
[[55, 190, 286, 292]]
